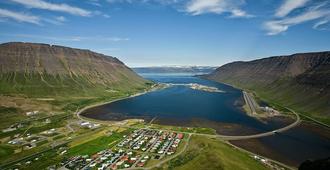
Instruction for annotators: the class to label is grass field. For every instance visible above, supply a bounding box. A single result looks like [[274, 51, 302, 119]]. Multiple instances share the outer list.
[[67, 133, 122, 156], [0, 106, 26, 129], [157, 135, 268, 170], [0, 144, 15, 158], [150, 124, 216, 135], [67, 129, 133, 156]]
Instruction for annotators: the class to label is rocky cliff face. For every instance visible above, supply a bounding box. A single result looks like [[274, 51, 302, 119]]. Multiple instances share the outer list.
[[205, 52, 330, 121], [0, 42, 149, 97]]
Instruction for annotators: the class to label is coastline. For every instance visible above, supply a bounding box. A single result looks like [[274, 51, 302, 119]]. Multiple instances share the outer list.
[[205, 77, 330, 128], [76, 83, 168, 124], [73, 77, 318, 169]]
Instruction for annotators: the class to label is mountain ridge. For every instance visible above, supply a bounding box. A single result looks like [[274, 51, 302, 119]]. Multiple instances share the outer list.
[[205, 51, 330, 124], [0, 42, 150, 97]]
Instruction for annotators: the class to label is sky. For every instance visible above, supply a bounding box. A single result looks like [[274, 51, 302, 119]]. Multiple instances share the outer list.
[[0, 0, 329, 67]]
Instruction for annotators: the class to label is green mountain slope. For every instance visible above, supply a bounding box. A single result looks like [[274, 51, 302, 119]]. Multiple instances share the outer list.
[[204, 52, 330, 125], [0, 42, 151, 98]]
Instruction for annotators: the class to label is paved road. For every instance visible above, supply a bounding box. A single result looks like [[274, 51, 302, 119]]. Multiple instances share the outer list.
[[76, 88, 302, 141], [76, 104, 301, 170], [124, 134, 192, 170], [218, 108, 301, 140], [77, 108, 301, 141], [66, 121, 75, 133], [243, 91, 258, 115], [75, 90, 302, 170], [286, 107, 330, 129]]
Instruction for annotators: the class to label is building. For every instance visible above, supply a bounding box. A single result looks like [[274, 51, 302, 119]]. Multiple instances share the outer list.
[[26, 111, 39, 116], [177, 133, 184, 139]]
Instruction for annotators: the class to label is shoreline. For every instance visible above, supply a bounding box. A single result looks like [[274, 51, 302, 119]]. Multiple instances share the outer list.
[[76, 79, 301, 139], [73, 78, 315, 169], [76, 83, 168, 124], [206, 78, 330, 129]]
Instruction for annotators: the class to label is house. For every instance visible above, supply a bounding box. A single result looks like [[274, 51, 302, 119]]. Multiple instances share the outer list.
[[137, 162, 145, 167], [120, 155, 129, 161], [80, 122, 90, 126], [2, 127, 16, 133], [177, 133, 184, 139], [116, 161, 124, 166], [26, 111, 39, 116]]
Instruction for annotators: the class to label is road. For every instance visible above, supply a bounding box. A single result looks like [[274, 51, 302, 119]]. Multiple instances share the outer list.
[[124, 134, 192, 170], [77, 104, 301, 141], [286, 107, 330, 129], [74, 90, 303, 170], [76, 100, 301, 170], [243, 91, 258, 115], [66, 121, 75, 133], [217, 107, 301, 140]]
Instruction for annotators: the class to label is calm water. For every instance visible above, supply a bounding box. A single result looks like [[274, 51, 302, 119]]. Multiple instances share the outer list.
[[82, 73, 289, 135], [231, 123, 330, 167], [82, 73, 330, 167]]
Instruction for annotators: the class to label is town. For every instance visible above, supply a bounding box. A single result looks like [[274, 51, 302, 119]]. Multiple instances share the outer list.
[[57, 129, 184, 170]]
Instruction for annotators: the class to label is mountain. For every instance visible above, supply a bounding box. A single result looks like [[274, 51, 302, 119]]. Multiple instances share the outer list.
[[204, 52, 330, 124], [133, 66, 217, 74], [0, 42, 150, 97]]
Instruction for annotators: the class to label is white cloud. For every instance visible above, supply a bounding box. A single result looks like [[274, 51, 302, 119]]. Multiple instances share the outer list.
[[106, 0, 179, 5], [0, 8, 40, 24], [313, 18, 330, 30], [104, 37, 130, 41], [87, 0, 102, 7], [264, 1, 330, 35], [265, 8, 330, 35], [229, 9, 253, 18], [55, 16, 66, 22], [103, 14, 111, 18], [184, 0, 252, 18], [10, 0, 91, 16], [105, 0, 252, 18], [3, 34, 130, 42], [275, 0, 310, 17]]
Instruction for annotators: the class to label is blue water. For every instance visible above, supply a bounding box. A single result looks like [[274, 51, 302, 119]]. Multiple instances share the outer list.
[[82, 73, 289, 135], [82, 73, 330, 167]]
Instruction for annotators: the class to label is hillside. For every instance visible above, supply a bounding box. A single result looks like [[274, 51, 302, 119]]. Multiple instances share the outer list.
[[204, 52, 330, 124], [0, 42, 150, 98]]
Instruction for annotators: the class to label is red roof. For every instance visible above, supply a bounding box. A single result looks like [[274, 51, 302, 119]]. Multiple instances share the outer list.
[[111, 164, 117, 170], [137, 162, 145, 167], [177, 133, 183, 139], [120, 155, 129, 161]]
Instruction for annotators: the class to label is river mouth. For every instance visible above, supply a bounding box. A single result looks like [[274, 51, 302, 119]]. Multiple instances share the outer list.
[[81, 74, 292, 136]]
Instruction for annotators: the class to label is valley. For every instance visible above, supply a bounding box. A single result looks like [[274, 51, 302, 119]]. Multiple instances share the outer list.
[[0, 43, 329, 170]]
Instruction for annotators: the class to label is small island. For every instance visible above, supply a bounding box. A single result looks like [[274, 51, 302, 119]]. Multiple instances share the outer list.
[[188, 83, 224, 93], [167, 83, 224, 93]]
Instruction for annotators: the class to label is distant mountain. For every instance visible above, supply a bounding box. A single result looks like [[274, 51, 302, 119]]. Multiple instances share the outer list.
[[133, 66, 217, 74], [204, 52, 330, 124], [0, 42, 150, 97]]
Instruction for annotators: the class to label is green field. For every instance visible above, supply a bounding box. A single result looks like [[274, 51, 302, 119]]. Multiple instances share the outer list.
[[0, 145, 15, 158], [150, 124, 217, 135], [0, 106, 26, 129], [67, 130, 130, 156], [157, 135, 268, 170]]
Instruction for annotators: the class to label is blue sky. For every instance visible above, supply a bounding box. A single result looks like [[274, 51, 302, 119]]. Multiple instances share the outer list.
[[0, 0, 329, 67]]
